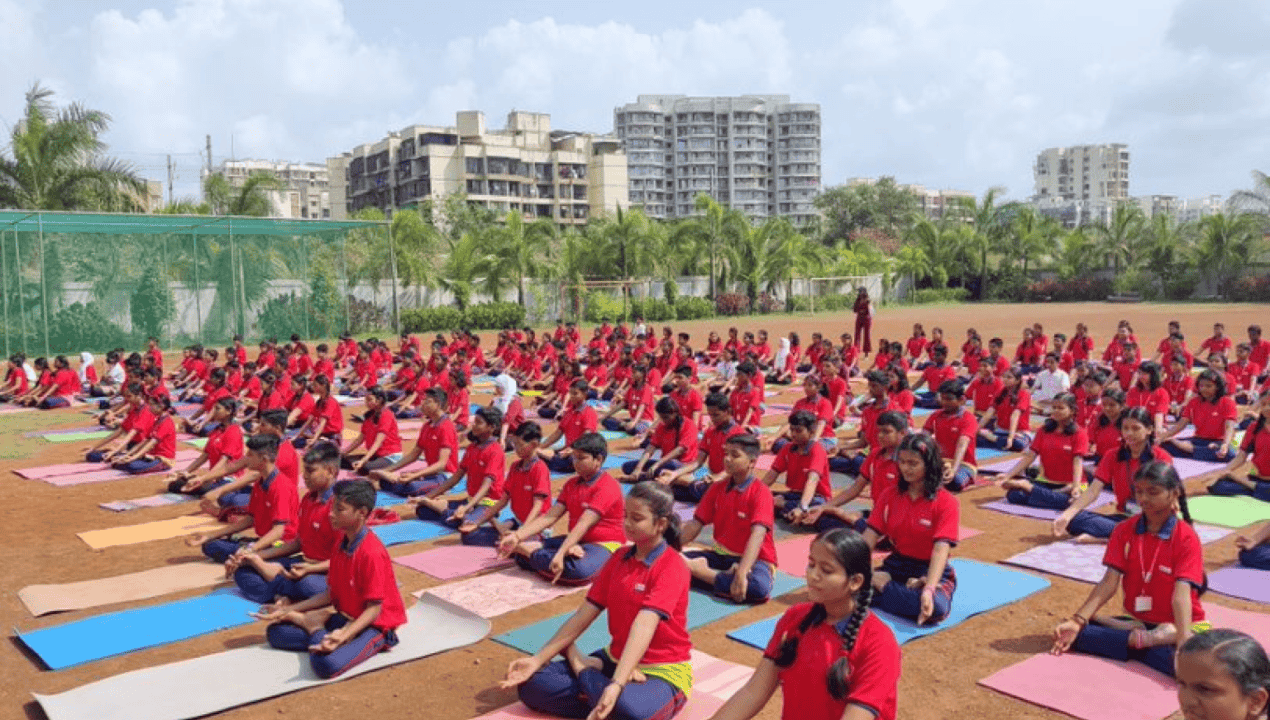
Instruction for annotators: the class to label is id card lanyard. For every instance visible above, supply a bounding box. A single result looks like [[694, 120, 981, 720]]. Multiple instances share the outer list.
[[1135, 532, 1167, 613]]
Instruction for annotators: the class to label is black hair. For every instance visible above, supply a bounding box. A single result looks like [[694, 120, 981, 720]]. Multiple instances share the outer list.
[[1133, 460, 1199, 536], [246, 433, 281, 461], [365, 387, 389, 421], [788, 409, 817, 431], [864, 369, 889, 387], [513, 421, 543, 443], [1097, 388, 1127, 429], [333, 478, 376, 512], [1042, 393, 1079, 435], [260, 409, 290, 431], [937, 379, 964, 399], [654, 396, 682, 427], [994, 367, 1023, 407], [876, 410, 908, 434], [896, 432, 943, 499], [53, 354, 69, 369], [737, 361, 756, 376], [1178, 629, 1270, 713], [704, 392, 729, 412], [568, 378, 590, 394], [1249, 389, 1270, 438], [1196, 368, 1228, 401], [673, 365, 692, 377], [148, 392, 172, 414], [474, 405, 503, 430], [1135, 361, 1162, 391], [571, 431, 608, 461], [886, 368, 909, 392], [424, 386, 448, 407], [1116, 406, 1157, 457], [772, 529, 874, 700], [303, 441, 341, 467], [627, 481, 682, 551], [725, 432, 761, 459], [213, 396, 238, 418]]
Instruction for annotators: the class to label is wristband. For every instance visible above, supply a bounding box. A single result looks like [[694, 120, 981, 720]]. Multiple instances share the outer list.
[[1070, 614, 1088, 628]]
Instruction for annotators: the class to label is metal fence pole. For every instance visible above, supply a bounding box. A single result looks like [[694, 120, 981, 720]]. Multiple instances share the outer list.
[[341, 232, 350, 335], [302, 235, 311, 340], [387, 221, 400, 333], [193, 231, 203, 345], [37, 213, 50, 357], [1, 231, 9, 359], [15, 230, 27, 353]]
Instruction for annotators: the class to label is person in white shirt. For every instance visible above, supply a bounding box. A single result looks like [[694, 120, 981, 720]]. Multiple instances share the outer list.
[[1031, 352, 1071, 410], [491, 363, 518, 414]]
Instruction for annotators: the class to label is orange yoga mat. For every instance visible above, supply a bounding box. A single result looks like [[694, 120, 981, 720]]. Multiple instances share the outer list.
[[77, 514, 226, 550]]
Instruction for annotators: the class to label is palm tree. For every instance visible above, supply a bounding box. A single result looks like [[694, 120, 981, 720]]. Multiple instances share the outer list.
[[678, 194, 748, 298], [1093, 202, 1147, 274], [1194, 212, 1262, 296], [891, 244, 930, 301], [1140, 214, 1195, 296], [759, 218, 825, 310], [0, 83, 146, 211], [1055, 227, 1101, 280], [1230, 170, 1270, 220], [203, 172, 283, 217], [950, 187, 1008, 294], [481, 211, 555, 307], [438, 231, 487, 311], [1008, 206, 1059, 277]]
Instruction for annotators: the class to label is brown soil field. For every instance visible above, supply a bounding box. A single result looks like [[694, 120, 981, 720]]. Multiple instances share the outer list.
[[4, 302, 1268, 720]]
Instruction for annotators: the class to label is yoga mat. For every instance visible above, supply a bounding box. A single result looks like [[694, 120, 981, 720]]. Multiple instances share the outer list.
[[33, 595, 490, 720], [16, 450, 202, 480], [978, 457, 1025, 474], [468, 649, 752, 720], [78, 514, 226, 550], [1188, 495, 1270, 528], [0, 405, 36, 414], [16, 588, 258, 670], [26, 425, 101, 437], [728, 559, 1050, 650], [979, 651, 1179, 720], [599, 430, 627, 441], [370, 519, 453, 547], [183, 437, 208, 449], [99, 493, 195, 512], [754, 453, 775, 471], [493, 571, 806, 655], [422, 569, 587, 618], [1208, 565, 1270, 604], [19, 563, 229, 617], [42, 430, 112, 443], [394, 544, 513, 580], [981, 491, 1115, 521], [1172, 456, 1227, 480], [375, 491, 405, 508], [1001, 524, 1232, 583]]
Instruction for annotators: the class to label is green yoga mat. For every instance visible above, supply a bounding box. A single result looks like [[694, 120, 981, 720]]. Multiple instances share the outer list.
[[44, 431, 112, 443], [184, 438, 209, 449], [1188, 495, 1270, 528]]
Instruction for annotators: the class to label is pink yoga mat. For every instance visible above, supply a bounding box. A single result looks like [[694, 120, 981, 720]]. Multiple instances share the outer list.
[[422, 569, 586, 619], [775, 526, 980, 577], [1001, 524, 1233, 584], [982, 491, 1115, 521], [754, 454, 775, 471], [394, 544, 514, 580], [979, 651, 1179, 720], [469, 649, 751, 720], [15, 450, 200, 480], [40, 463, 185, 487], [1172, 456, 1227, 480]]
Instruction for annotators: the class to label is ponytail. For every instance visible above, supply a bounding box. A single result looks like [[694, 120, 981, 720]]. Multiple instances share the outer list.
[[627, 481, 681, 551]]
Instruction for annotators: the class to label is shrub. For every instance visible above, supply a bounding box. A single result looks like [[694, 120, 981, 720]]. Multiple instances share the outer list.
[[256, 293, 311, 341], [913, 288, 970, 304], [401, 306, 464, 333], [663, 279, 679, 305], [1024, 277, 1115, 302], [755, 292, 782, 314], [1229, 275, 1270, 302], [347, 296, 389, 334], [674, 297, 714, 320], [983, 269, 1030, 302], [51, 302, 124, 353], [130, 265, 175, 339], [630, 298, 675, 322], [463, 301, 526, 330], [309, 268, 343, 337], [715, 293, 751, 316], [583, 292, 628, 324]]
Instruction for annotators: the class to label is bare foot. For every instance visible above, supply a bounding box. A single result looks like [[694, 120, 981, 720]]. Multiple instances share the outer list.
[[1130, 623, 1176, 649], [872, 571, 892, 594], [515, 540, 543, 558], [565, 643, 603, 675], [1070, 533, 1108, 545], [1001, 478, 1033, 492]]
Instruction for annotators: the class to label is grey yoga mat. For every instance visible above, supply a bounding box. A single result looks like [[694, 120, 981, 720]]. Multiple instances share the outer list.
[[33, 594, 491, 720]]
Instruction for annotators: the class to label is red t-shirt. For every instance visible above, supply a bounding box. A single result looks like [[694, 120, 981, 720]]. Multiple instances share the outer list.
[[622, 383, 655, 423], [670, 387, 703, 421], [729, 384, 763, 427], [329, 528, 407, 630], [923, 409, 978, 467], [459, 438, 505, 501], [147, 414, 177, 459], [52, 368, 79, 397], [1104, 516, 1205, 625], [993, 390, 1032, 432], [297, 488, 340, 562], [1030, 425, 1089, 485], [555, 472, 626, 544], [906, 336, 928, 359], [965, 376, 1003, 413], [361, 411, 402, 458], [1127, 386, 1170, 417], [825, 376, 850, 420], [585, 543, 691, 666], [771, 441, 832, 500], [868, 486, 960, 561], [416, 416, 460, 473], [1241, 423, 1270, 477], [862, 448, 900, 499], [313, 396, 344, 436], [700, 420, 746, 473], [649, 419, 699, 463], [205, 423, 244, 469], [1182, 396, 1238, 440], [247, 468, 299, 541], [558, 402, 599, 445], [921, 365, 956, 393], [694, 475, 777, 564], [1090, 416, 1123, 460], [506, 456, 552, 522], [1229, 360, 1262, 391], [792, 394, 835, 439], [1095, 444, 1174, 512], [1163, 374, 1194, 405], [1200, 336, 1232, 357], [763, 603, 901, 720], [1070, 335, 1094, 361], [201, 385, 230, 413]]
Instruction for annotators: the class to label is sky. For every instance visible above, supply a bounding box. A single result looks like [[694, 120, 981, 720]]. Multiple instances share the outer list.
[[2, 0, 1268, 204]]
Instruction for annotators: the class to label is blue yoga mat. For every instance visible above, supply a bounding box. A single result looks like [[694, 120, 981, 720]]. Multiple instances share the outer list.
[[599, 430, 628, 441], [727, 559, 1049, 650], [375, 491, 404, 508], [16, 588, 258, 670], [976, 447, 1009, 461], [370, 520, 453, 546], [494, 571, 806, 655]]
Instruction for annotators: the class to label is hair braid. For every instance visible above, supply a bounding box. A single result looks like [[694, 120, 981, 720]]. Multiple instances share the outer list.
[[773, 603, 827, 668], [827, 584, 874, 700]]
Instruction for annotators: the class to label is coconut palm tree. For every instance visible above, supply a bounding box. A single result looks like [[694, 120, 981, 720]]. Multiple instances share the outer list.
[[676, 194, 748, 298], [950, 187, 1008, 294], [0, 83, 146, 211], [1055, 227, 1101, 280], [482, 211, 556, 306], [890, 244, 930, 301], [1093, 202, 1147, 274], [1009, 206, 1059, 277], [203, 172, 283, 217], [1230, 169, 1270, 228], [1194, 212, 1262, 296]]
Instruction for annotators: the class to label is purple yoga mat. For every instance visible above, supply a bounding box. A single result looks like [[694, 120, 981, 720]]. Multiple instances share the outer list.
[[981, 491, 1115, 521], [1207, 565, 1270, 603], [24, 425, 102, 438], [1002, 523, 1234, 583], [1172, 456, 1227, 480], [15, 450, 201, 480]]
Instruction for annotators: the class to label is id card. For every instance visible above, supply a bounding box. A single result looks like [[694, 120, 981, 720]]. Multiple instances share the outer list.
[[1134, 595, 1153, 613]]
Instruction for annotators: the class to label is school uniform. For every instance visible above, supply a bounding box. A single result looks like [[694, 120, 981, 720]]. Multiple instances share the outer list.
[[462, 456, 551, 546], [1005, 424, 1089, 510], [518, 541, 692, 720], [825, 376, 850, 421], [1172, 395, 1239, 461], [906, 336, 929, 363], [550, 402, 599, 474], [1071, 515, 1206, 677], [234, 485, 337, 602], [965, 376, 1003, 414], [1126, 386, 1170, 419], [762, 603, 901, 720], [415, 437, 505, 525], [922, 408, 979, 490], [728, 383, 764, 431], [296, 396, 343, 449], [267, 527, 407, 679], [1208, 421, 1270, 502], [202, 467, 299, 562], [1089, 414, 1124, 461], [770, 440, 832, 515], [980, 390, 1032, 451], [119, 414, 177, 475], [867, 486, 960, 624], [447, 387, 471, 429], [1162, 374, 1194, 408], [818, 448, 900, 534], [683, 474, 777, 602], [673, 420, 745, 503], [517, 471, 626, 584], [669, 387, 703, 426], [1069, 336, 1094, 362], [1066, 444, 1173, 539], [602, 383, 653, 436], [346, 410, 402, 473], [621, 420, 698, 476], [916, 365, 956, 408], [168, 423, 244, 496]]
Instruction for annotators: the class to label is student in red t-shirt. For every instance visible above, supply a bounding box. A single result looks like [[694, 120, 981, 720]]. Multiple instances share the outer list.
[[166, 398, 243, 496], [191, 409, 300, 512], [863, 431, 960, 625], [975, 367, 1032, 452], [33, 355, 79, 409], [373, 387, 459, 497], [111, 393, 178, 474], [762, 410, 833, 524], [295, 374, 344, 449], [85, 382, 151, 462], [999, 394, 1090, 510], [707, 528, 901, 720], [1127, 361, 1171, 436], [505, 481, 691, 720], [680, 433, 777, 604], [1089, 388, 1126, 461], [964, 358, 1003, 416], [660, 392, 745, 503], [1229, 343, 1262, 405], [340, 388, 403, 474], [410, 406, 506, 526], [618, 397, 698, 482], [911, 345, 955, 409], [257, 478, 407, 679], [541, 380, 600, 474], [180, 367, 230, 436], [459, 421, 551, 547], [233, 441, 341, 603], [0, 353, 29, 402], [499, 432, 627, 585], [1160, 369, 1239, 462], [768, 374, 836, 454], [1207, 390, 1270, 502], [922, 381, 979, 491], [729, 362, 765, 432], [189, 433, 298, 563], [1051, 461, 1205, 678], [1163, 354, 1196, 415], [600, 365, 654, 436], [809, 410, 907, 535]]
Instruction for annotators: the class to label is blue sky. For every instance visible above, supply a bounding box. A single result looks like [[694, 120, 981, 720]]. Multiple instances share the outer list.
[[2, 0, 1268, 204]]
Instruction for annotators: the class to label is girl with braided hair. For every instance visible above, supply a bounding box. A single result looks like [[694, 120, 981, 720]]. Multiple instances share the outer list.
[[1176, 629, 1270, 720], [705, 528, 901, 720]]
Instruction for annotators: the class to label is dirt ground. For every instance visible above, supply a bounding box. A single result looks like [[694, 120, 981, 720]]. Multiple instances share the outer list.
[[4, 302, 1269, 720]]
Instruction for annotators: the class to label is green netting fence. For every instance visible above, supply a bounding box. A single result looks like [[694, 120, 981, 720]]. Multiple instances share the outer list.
[[0, 210, 394, 358]]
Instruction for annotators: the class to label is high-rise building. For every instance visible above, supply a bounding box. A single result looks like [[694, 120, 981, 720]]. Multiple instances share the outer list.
[[327, 110, 628, 223], [204, 159, 330, 219], [1031, 143, 1130, 227], [613, 95, 821, 225]]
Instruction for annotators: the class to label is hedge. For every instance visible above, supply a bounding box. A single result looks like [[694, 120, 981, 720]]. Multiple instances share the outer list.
[[912, 288, 970, 304], [401, 302, 525, 333]]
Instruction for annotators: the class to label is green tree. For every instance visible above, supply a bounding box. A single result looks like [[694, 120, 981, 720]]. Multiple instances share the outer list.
[[811, 177, 921, 247], [1230, 169, 1270, 230], [203, 172, 283, 217], [1140, 214, 1195, 297], [130, 264, 176, 339], [678, 194, 748, 298], [891, 244, 931, 300], [1093, 202, 1147, 274], [483, 211, 556, 306], [1055, 227, 1101, 280], [950, 187, 1008, 295], [1194, 212, 1262, 296], [308, 265, 343, 336], [345, 207, 439, 330], [438, 231, 486, 311], [0, 83, 146, 211], [1008, 206, 1059, 277]]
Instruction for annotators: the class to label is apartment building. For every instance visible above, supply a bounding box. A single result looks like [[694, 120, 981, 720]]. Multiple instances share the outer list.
[[205, 159, 331, 219], [612, 95, 821, 225], [327, 110, 629, 223], [1031, 143, 1130, 227]]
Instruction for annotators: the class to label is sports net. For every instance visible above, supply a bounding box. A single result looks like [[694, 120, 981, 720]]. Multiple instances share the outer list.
[[801, 275, 881, 313]]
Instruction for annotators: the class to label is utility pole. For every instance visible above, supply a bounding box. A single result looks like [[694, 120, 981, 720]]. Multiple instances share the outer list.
[[206, 135, 212, 174], [166, 155, 174, 206]]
